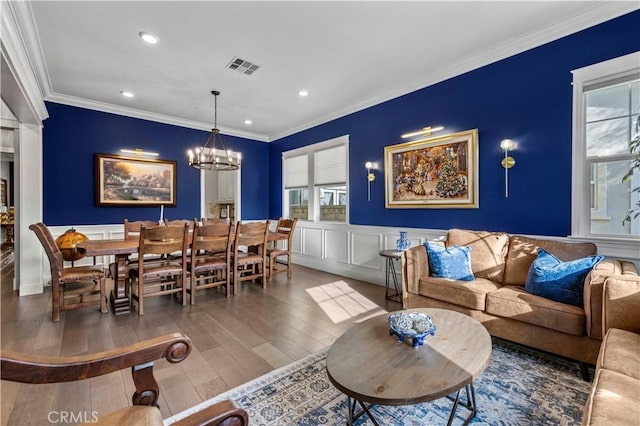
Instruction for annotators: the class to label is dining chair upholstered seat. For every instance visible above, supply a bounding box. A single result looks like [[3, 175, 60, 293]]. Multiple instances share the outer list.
[[29, 223, 107, 322], [267, 218, 297, 280], [129, 224, 189, 315], [0, 333, 248, 426], [232, 220, 270, 294], [187, 222, 233, 304]]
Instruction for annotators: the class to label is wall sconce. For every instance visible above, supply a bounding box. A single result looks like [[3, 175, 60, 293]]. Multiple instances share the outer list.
[[120, 148, 160, 157], [500, 139, 516, 198], [365, 161, 377, 201], [401, 125, 445, 139]]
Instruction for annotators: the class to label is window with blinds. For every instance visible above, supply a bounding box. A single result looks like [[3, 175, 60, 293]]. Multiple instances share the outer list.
[[282, 135, 348, 222], [571, 52, 640, 240]]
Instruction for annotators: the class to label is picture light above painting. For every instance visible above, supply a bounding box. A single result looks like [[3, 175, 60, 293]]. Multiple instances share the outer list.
[[384, 128, 479, 209], [95, 153, 177, 206]]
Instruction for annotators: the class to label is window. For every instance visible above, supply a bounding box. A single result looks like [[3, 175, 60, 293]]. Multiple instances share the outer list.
[[571, 52, 640, 240], [282, 135, 349, 222]]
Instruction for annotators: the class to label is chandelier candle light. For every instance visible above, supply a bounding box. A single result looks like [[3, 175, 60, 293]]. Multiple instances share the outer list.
[[187, 91, 241, 171]]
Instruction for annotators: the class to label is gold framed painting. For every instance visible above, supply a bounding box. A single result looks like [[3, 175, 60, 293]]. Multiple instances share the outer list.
[[95, 153, 177, 206], [384, 128, 479, 208]]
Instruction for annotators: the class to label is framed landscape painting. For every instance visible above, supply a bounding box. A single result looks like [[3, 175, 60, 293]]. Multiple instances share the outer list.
[[384, 128, 479, 208], [95, 154, 176, 206]]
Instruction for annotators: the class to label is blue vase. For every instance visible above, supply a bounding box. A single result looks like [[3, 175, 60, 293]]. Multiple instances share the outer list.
[[396, 231, 410, 251]]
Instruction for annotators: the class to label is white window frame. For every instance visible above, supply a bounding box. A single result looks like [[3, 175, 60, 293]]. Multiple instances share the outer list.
[[571, 51, 640, 241], [282, 135, 349, 223]]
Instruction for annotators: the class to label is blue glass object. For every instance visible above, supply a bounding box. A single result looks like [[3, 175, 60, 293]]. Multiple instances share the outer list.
[[396, 231, 410, 251]]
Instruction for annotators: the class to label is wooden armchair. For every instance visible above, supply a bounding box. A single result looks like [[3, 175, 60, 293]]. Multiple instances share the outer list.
[[0, 333, 248, 426], [29, 222, 107, 322]]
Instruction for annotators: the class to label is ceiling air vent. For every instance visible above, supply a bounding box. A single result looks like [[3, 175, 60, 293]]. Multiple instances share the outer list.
[[226, 57, 260, 75]]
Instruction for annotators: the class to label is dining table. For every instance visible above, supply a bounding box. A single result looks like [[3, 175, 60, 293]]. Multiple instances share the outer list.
[[77, 230, 289, 315], [77, 238, 139, 314]]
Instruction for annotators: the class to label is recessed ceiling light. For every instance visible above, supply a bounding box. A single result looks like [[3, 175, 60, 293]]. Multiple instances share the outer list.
[[138, 31, 159, 44], [121, 91, 134, 98], [244, 119, 252, 125], [298, 90, 309, 97]]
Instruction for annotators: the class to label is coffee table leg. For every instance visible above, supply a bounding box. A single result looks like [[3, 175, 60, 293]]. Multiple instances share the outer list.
[[446, 383, 477, 426], [345, 395, 381, 426]]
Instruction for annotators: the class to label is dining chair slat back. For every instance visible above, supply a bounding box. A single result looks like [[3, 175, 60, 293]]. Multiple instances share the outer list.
[[232, 220, 270, 294], [129, 224, 189, 315], [268, 218, 298, 280], [188, 223, 233, 304]]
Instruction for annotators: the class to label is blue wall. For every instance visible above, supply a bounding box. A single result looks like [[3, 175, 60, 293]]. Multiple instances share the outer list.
[[43, 103, 269, 225], [268, 11, 640, 236]]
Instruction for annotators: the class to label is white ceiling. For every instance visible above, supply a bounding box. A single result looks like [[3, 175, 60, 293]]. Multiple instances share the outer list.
[[22, 1, 638, 142]]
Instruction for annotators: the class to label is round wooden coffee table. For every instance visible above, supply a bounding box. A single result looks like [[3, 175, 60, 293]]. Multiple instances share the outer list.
[[326, 308, 492, 425]]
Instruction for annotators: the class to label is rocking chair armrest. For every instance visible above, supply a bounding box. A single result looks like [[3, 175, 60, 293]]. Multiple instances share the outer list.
[[0, 332, 191, 384], [171, 400, 249, 426]]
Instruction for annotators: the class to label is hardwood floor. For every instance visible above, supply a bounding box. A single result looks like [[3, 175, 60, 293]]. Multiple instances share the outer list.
[[0, 249, 399, 425]]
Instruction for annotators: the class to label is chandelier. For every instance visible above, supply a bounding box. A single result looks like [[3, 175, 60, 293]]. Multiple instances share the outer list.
[[187, 90, 241, 171]]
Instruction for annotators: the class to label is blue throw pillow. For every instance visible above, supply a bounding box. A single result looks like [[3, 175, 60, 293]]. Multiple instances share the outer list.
[[424, 242, 474, 281], [525, 249, 604, 307]]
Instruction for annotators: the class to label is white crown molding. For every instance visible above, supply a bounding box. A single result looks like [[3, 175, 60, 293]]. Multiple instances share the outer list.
[[0, 0, 48, 123], [269, 2, 639, 141], [45, 93, 270, 142]]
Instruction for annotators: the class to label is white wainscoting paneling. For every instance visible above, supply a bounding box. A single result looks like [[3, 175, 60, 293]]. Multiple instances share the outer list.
[[29, 222, 638, 295], [324, 229, 349, 263]]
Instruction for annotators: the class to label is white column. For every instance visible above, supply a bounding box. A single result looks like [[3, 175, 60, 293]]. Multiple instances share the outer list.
[[16, 122, 44, 295]]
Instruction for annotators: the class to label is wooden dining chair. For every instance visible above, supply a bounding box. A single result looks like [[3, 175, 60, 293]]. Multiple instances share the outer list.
[[123, 219, 164, 264], [232, 220, 270, 294], [164, 218, 196, 231], [0, 333, 249, 426], [129, 224, 189, 316], [267, 218, 298, 280], [29, 223, 107, 322], [124, 219, 160, 240], [187, 222, 233, 304], [201, 217, 229, 225]]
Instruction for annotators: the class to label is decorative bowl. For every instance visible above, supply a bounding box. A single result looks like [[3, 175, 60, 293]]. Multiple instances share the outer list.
[[388, 312, 436, 348]]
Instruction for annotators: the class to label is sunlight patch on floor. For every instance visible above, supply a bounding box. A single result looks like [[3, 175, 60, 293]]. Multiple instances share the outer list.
[[306, 280, 387, 324]]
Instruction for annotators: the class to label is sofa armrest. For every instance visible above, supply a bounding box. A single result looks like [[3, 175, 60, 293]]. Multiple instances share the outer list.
[[584, 259, 638, 339], [401, 245, 428, 297], [602, 274, 640, 334]]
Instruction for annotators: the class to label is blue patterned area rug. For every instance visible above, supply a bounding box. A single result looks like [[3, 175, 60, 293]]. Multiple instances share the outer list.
[[165, 339, 590, 425]]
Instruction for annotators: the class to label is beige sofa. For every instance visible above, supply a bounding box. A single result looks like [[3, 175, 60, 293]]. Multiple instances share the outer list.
[[401, 228, 638, 370], [582, 275, 640, 425]]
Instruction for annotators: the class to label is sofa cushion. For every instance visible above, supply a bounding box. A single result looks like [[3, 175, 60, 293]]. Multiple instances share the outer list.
[[425, 242, 474, 281], [503, 235, 597, 286], [582, 369, 640, 426], [525, 249, 603, 307], [418, 276, 500, 310], [597, 328, 640, 381], [485, 286, 585, 336], [447, 229, 509, 283]]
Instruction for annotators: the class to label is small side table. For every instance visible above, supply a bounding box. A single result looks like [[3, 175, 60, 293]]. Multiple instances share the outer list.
[[379, 249, 402, 302]]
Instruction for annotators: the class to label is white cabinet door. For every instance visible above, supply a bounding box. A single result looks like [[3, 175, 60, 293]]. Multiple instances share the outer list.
[[217, 170, 236, 202]]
